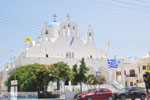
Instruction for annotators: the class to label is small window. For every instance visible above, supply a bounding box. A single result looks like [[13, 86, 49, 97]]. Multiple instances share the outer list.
[[46, 54, 48, 58], [73, 26, 75, 29], [66, 52, 69, 58], [130, 70, 135, 77], [130, 82, 133, 86], [117, 71, 121, 75], [45, 30, 48, 34], [66, 52, 74, 58], [68, 24, 70, 27], [89, 32, 92, 36]]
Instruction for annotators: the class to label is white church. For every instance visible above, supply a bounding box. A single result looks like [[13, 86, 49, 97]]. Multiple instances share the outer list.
[[2, 14, 125, 91]]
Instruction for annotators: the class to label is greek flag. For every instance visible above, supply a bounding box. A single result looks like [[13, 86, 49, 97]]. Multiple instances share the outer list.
[[108, 59, 120, 68], [70, 36, 74, 46]]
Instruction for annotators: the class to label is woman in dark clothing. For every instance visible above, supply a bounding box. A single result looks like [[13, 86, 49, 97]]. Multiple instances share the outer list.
[[143, 74, 150, 99]]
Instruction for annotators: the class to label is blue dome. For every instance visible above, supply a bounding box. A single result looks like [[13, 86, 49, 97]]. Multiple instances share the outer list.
[[6, 60, 13, 64], [47, 22, 60, 27]]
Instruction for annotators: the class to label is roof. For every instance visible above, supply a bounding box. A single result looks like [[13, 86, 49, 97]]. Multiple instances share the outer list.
[[47, 22, 60, 27]]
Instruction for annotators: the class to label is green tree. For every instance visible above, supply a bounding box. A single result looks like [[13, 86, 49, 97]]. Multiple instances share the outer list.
[[48, 62, 74, 94], [72, 64, 79, 85], [72, 58, 89, 92], [86, 74, 95, 90], [95, 75, 104, 88], [79, 58, 89, 92], [86, 74, 104, 90], [6, 62, 74, 97], [49, 62, 74, 82], [6, 63, 56, 94]]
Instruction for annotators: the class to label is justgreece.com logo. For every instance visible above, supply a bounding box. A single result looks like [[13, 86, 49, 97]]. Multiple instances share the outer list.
[[0, 92, 38, 99]]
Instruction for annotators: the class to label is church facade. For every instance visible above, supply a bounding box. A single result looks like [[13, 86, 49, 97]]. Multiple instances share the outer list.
[[2, 14, 113, 91]]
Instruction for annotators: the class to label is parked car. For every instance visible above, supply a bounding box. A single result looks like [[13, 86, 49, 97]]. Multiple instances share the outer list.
[[77, 88, 114, 100], [114, 87, 146, 100]]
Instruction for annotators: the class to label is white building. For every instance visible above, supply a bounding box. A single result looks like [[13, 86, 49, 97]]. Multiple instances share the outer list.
[[2, 14, 124, 91], [116, 63, 139, 87]]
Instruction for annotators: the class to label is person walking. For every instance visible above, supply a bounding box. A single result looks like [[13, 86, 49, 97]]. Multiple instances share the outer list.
[[143, 74, 150, 100]]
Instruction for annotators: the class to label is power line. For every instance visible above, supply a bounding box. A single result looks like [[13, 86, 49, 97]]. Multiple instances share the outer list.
[[91, 0, 150, 12], [0, 20, 39, 35], [0, 12, 43, 28], [135, 0, 150, 3], [43, 0, 150, 18], [94, 39, 149, 49], [80, 35, 150, 50], [80, 32, 150, 46], [54, 0, 150, 12], [95, 35, 150, 45], [111, 0, 150, 8], [0, 8, 149, 50], [1, 14, 149, 49], [0, 16, 42, 30], [0, 12, 43, 25]]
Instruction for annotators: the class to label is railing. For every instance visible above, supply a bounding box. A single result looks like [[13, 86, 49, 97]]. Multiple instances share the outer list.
[[126, 74, 137, 78], [111, 80, 125, 90]]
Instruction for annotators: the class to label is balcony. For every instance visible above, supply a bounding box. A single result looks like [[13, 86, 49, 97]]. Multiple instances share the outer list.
[[126, 74, 137, 78]]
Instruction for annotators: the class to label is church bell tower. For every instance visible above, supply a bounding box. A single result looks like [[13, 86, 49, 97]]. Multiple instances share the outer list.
[[86, 25, 95, 47], [60, 14, 78, 37]]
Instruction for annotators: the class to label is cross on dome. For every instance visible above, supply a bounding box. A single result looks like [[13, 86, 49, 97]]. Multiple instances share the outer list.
[[66, 14, 71, 20], [45, 21, 48, 25], [88, 24, 91, 29], [52, 14, 57, 22]]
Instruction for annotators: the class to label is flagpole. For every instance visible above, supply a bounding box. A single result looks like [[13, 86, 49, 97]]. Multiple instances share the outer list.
[[25, 37, 26, 57], [107, 41, 110, 84]]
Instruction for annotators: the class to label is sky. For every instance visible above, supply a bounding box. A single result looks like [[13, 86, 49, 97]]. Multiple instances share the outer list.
[[0, 0, 150, 71]]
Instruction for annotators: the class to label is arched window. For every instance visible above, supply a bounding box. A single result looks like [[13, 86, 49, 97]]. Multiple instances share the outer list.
[[73, 26, 75, 29], [46, 54, 49, 58], [89, 32, 92, 36], [68, 24, 70, 27], [45, 30, 48, 35]]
